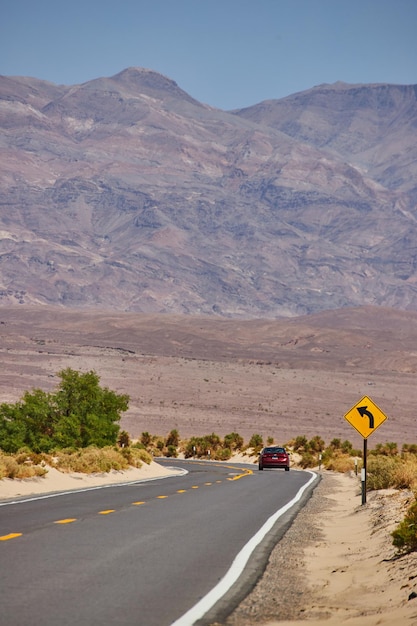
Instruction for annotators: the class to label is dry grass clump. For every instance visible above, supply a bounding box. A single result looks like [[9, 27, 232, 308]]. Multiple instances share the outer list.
[[0, 445, 153, 480], [324, 452, 357, 473], [53, 445, 153, 474], [392, 455, 417, 492], [120, 446, 153, 467], [0, 451, 48, 480], [54, 446, 131, 474], [366, 454, 417, 491]]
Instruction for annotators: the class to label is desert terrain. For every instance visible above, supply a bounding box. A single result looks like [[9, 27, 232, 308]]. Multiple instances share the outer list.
[[0, 304, 417, 449]]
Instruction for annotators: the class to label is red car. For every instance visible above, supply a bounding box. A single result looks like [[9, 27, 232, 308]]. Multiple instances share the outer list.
[[258, 446, 290, 471]]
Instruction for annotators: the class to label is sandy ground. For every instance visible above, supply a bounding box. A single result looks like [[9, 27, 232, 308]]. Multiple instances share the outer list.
[[1, 463, 417, 625], [0, 460, 178, 500], [265, 472, 417, 626]]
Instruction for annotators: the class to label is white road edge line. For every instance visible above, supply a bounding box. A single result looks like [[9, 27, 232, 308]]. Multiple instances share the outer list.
[[170, 470, 318, 626]]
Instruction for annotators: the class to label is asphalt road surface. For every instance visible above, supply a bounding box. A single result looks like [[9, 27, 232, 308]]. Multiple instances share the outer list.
[[0, 459, 318, 626]]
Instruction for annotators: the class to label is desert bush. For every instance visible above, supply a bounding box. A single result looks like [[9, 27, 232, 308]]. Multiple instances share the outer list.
[[366, 455, 400, 490], [120, 446, 152, 467], [291, 435, 309, 453], [165, 429, 179, 448], [215, 447, 232, 461], [224, 432, 244, 451], [371, 442, 399, 457], [308, 435, 325, 453], [55, 446, 129, 473], [141, 431, 152, 447], [0, 453, 48, 479], [166, 445, 178, 458], [248, 433, 263, 452], [325, 452, 357, 473], [392, 456, 417, 490], [298, 451, 316, 468], [392, 500, 417, 554], [402, 443, 417, 455], [117, 430, 131, 448]]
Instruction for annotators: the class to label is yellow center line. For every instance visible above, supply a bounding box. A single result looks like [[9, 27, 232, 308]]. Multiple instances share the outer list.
[[0, 533, 22, 541], [98, 510, 115, 515], [191, 486, 199, 489], [132, 501, 146, 505], [177, 489, 186, 493], [205, 482, 212, 485], [54, 518, 77, 524], [227, 469, 254, 481], [157, 495, 168, 499]]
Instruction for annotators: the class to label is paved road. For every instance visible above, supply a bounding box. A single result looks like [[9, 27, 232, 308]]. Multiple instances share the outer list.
[[0, 459, 317, 626]]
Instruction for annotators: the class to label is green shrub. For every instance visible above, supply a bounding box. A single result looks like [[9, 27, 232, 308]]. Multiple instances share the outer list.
[[308, 435, 325, 453], [298, 451, 316, 468], [371, 442, 399, 457], [140, 432, 152, 447], [292, 435, 308, 453], [215, 447, 232, 461], [165, 429, 179, 448], [392, 500, 417, 554], [166, 445, 178, 458], [224, 432, 244, 451], [118, 430, 131, 447], [248, 433, 263, 452]]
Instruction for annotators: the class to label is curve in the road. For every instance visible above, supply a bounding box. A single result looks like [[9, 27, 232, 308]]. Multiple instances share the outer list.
[[171, 469, 317, 626]]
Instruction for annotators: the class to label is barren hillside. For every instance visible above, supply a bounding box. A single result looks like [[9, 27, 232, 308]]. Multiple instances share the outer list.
[[0, 306, 415, 448]]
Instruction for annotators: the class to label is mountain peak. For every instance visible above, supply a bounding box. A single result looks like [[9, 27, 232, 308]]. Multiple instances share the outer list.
[[110, 67, 201, 105]]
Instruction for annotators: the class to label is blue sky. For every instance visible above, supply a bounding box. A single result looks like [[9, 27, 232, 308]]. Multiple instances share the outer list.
[[1, 0, 416, 110]]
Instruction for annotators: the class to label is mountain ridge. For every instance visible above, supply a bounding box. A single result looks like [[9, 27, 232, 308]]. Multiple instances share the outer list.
[[1, 68, 416, 317]]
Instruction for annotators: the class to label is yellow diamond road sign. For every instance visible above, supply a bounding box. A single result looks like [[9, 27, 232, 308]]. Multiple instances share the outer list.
[[344, 395, 388, 439]]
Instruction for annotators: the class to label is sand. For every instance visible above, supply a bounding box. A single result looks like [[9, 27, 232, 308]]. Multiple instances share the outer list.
[[266, 472, 417, 626], [0, 460, 178, 500]]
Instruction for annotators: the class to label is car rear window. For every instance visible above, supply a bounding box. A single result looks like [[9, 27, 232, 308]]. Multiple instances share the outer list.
[[264, 447, 286, 453]]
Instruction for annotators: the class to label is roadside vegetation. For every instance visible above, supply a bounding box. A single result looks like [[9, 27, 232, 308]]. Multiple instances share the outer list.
[[1, 368, 417, 553]]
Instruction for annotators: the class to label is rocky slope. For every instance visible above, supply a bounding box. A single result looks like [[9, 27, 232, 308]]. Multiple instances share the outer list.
[[1, 69, 416, 316]]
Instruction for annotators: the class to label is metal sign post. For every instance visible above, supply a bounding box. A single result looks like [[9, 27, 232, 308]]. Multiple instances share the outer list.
[[344, 396, 389, 505]]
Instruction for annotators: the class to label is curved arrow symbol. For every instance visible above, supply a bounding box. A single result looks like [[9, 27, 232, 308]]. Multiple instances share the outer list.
[[357, 405, 374, 428]]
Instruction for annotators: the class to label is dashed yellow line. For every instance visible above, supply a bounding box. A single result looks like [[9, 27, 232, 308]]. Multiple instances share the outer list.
[[0, 475, 243, 542], [0, 533, 22, 541]]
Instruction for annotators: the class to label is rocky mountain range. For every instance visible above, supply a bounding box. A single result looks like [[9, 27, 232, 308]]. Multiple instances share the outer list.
[[1, 68, 416, 317]]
